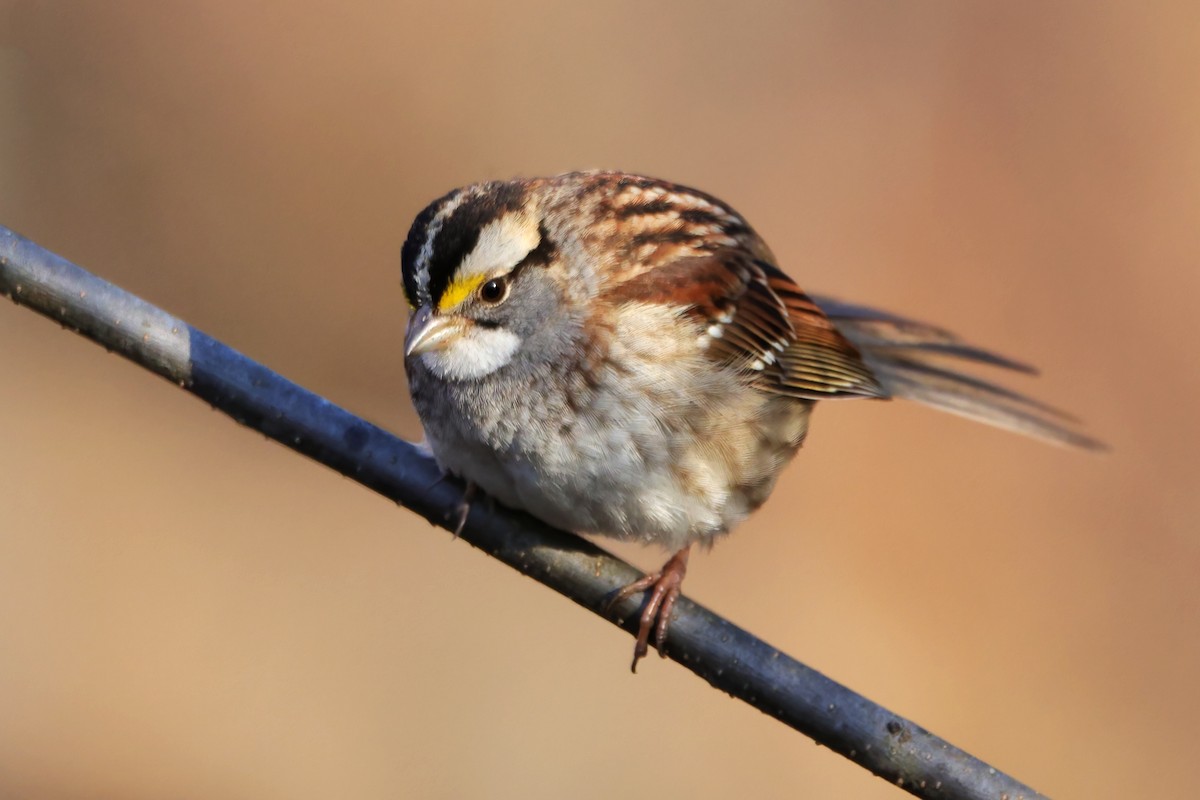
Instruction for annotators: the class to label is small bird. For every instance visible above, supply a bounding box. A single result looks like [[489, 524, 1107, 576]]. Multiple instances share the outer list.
[[401, 170, 1102, 671]]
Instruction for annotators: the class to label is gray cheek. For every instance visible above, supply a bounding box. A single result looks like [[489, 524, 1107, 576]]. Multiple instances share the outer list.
[[511, 279, 570, 337]]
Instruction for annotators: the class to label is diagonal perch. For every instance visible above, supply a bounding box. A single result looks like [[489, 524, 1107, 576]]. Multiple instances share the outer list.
[[0, 224, 1049, 800]]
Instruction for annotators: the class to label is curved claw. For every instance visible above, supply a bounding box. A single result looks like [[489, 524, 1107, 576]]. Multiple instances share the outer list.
[[451, 481, 476, 538], [608, 546, 691, 672]]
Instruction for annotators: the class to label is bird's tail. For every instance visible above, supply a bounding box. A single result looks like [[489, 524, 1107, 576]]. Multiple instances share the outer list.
[[813, 296, 1106, 450]]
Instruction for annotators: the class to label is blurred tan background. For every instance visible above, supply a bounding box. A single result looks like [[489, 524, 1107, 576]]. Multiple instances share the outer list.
[[0, 2, 1196, 798]]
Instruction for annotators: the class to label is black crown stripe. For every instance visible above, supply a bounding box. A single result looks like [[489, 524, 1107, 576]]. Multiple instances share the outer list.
[[401, 181, 529, 309], [401, 187, 461, 308]]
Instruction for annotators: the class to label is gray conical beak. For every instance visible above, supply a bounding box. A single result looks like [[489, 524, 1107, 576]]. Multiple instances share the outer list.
[[405, 305, 465, 357]]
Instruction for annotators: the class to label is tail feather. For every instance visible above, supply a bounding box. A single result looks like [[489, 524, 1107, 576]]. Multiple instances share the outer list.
[[812, 296, 1106, 451], [880, 355, 1082, 423]]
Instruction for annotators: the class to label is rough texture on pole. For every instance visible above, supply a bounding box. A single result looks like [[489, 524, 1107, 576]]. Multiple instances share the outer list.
[[0, 224, 1049, 800]]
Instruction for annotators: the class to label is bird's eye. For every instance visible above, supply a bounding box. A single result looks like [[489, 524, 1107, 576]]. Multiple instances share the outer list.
[[478, 277, 508, 304]]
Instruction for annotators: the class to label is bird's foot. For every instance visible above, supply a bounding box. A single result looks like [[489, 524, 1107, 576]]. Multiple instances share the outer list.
[[450, 480, 476, 538], [608, 545, 691, 673]]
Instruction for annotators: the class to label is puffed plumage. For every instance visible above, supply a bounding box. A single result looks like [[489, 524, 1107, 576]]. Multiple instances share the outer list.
[[400, 170, 1101, 668]]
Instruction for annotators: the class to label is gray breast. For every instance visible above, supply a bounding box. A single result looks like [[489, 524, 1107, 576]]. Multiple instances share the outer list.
[[408, 337, 812, 552]]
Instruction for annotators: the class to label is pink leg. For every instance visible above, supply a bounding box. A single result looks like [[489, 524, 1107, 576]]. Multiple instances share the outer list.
[[608, 546, 692, 672]]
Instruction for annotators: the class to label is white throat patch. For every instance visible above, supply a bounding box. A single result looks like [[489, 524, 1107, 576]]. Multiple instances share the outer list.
[[419, 324, 521, 381]]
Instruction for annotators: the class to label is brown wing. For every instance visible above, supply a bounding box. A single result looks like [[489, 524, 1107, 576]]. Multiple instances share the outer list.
[[607, 251, 885, 399], [728, 258, 885, 399]]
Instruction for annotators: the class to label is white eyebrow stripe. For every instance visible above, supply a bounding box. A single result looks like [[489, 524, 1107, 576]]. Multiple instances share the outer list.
[[455, 209, 540, 280]]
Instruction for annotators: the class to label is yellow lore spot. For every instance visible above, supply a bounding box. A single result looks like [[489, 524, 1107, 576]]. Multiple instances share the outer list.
[[437, 273, 488, 312]]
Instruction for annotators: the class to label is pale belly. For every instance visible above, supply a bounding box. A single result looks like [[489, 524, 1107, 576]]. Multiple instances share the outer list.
[[416, 369, 812, 553]]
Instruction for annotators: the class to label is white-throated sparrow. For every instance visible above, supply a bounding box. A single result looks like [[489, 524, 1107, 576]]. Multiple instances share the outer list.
[[401, 170, 1102, 671]]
